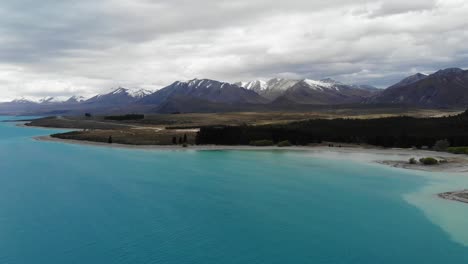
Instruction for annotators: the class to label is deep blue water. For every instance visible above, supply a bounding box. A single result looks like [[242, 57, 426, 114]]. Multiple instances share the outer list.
[[1, 116, 468, 263]]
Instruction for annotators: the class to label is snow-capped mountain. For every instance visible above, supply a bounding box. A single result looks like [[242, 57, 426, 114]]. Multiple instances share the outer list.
[[304, 78, 378, 92], [303, 79, 340, 91], [127, 88, 153, 99], [237, 78, 376, 103], [109, 87, 153, 98], [85, 87, 152, 105], [234, 80, 268, 91], [235, 78, 299, 100], [2, 68, 467, 115], [38, 97, 65, 104], [11, 98, 37, 104], [266, 78, 300, 92], [271, 78, 376, 105], [140, 79, 267, 106], [65, 96, 87, 103]]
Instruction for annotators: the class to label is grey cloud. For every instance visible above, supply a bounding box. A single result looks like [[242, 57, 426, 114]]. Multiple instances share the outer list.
[[369, 0, 437, 17], [0, 0, 467, 100]]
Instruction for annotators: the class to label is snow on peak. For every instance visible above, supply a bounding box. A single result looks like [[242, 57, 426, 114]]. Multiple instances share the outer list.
[[128, 88, 153, 98], [112, 87, 128, 94], [67, 96, 86, 103], [187, 79, 198, 86], [39, 96, 63, 104], [266, 78, 299, 91], [238, 80, 268, 90], [107, 87, 152, 98], [320, 78, 343, 85], [184, 79, 229, 89], [187, 79, 210, 87], [303, 79, 339, 91], [12, 97, 36, 104]]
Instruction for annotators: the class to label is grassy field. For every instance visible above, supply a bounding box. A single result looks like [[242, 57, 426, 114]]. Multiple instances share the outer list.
[[28, 108, 463, 130]]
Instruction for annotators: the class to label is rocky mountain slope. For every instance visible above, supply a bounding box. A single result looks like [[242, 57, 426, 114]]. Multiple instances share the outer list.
[[369, 68, 468, 107]]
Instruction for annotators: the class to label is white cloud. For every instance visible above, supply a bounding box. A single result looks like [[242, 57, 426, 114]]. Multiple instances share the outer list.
[[0, 0, 468, 101]]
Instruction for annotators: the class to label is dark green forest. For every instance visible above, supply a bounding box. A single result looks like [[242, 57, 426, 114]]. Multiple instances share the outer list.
[[196, 110, 468, 148], [104, 114, 145, 121]]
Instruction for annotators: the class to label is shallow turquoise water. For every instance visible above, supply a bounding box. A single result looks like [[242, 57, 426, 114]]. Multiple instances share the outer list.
[[1, 116, 468, 263]]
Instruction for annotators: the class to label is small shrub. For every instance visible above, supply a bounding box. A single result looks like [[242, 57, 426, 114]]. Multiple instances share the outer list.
[[249, 140, 274, 146], [182, 143, 188, 148], [447, 147, 468, 155], [278, 140, 292, 147], [433, 139, 450, 151], [419, 157, 438, 165], [409, 158, 417, 164]]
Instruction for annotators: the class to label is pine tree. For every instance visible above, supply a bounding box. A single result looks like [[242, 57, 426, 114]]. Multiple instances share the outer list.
[[108, 136, 113, 144], [172, 136, 177, 144], [183, 134, 187, 143], [179, 137, 183, 144]]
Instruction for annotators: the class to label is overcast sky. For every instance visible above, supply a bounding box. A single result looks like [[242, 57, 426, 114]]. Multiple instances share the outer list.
[[1, 0, 467, 101]]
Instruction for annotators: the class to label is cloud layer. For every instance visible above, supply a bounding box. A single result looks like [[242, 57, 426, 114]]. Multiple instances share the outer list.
[[1, 0, 468, 100]]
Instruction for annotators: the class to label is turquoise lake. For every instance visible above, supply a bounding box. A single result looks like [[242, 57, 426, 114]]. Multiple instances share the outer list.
[[1, 116, 468, 263]]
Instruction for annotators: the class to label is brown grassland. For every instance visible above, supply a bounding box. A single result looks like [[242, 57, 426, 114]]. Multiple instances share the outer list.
[[26, 108, 464, 146]]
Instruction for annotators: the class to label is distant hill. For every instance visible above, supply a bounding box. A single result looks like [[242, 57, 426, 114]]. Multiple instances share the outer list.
[[0, 88, 152, 115], [368, 68, 468, 107], [0, 99, 40, 115], [387, 73, 428, 89]]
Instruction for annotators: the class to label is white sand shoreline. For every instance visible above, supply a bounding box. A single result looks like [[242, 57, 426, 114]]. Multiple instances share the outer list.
[[34, 135, 468, 172], [34, 135, 338, 151]]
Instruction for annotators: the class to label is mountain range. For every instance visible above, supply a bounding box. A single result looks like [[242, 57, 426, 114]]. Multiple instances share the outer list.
[[368, 68, 468, 107], [1, 68, 467, 115]]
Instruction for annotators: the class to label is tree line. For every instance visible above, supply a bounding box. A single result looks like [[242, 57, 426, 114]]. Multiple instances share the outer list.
[[104, 114, 145, 121], [196, 110, 468, 148], [173, 134, 188, 145]]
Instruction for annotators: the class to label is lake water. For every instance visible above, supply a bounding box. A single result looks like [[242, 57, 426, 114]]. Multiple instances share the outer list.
[[1, 116, 468, 263]]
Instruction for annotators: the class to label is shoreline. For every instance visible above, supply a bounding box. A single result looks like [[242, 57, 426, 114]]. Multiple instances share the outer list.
[[34, 135, 468, 172], [32, 129, 468, 205], [17, 123, 69, 130], [34, 135, 330, 151]]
